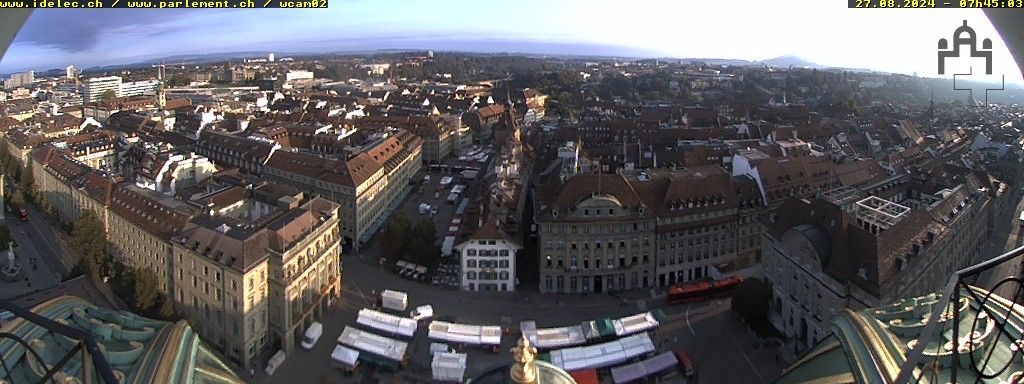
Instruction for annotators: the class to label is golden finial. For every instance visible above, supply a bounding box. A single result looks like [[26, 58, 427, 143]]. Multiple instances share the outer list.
[[510, 333, 538, 384]]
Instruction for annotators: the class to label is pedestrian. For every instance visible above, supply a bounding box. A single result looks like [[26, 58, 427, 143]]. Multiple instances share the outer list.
[[249, 368, 254, 377]]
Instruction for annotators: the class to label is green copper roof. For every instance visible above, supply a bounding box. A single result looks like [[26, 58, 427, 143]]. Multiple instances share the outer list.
[[0, 295, 243, 384], [777, 286, 1024, 384], [777, 337, 854, 384]]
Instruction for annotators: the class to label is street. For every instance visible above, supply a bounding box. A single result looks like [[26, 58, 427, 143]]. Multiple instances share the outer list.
[[0, 201, 70, 301]]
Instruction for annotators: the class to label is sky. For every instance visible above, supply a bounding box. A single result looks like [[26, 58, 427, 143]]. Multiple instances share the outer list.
[[0, 0, 1021, 83]]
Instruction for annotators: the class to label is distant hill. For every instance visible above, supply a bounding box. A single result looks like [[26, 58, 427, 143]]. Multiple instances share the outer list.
[[757, 55, 817, 68], [674, 56, 819, 68], [79, 51, 301, 74]]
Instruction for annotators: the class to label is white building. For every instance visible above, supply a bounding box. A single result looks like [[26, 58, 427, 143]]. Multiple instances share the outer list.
[[285, 70, 314, 82], [4, 71, 33, 89], [119, 79, 160, 98], [66, 65, 78, 80], [454, 220, 521, 292], [135, 152, 217, 194], [82, 76, 123, 103], [268, 52, 275, 62], [360, 63, 391, 76]]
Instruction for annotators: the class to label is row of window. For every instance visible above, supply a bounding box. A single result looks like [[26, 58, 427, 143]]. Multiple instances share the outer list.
[[544, 239, 647, 250], [466, 259, 510, 268], [542, 271, 648, 292], [542, 222, 649, 235], [544, 255, 648, 269], [464, 248, 509, 257], [465, 270, 510, 281]]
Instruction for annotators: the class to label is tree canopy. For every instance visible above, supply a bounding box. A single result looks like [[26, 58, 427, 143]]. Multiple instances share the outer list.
[[70, 211, 111, 280], [379, 212, 440, 268], [10, 189, 25, 208], [731, 277, 773, 323], [100, 89, 117, 101]]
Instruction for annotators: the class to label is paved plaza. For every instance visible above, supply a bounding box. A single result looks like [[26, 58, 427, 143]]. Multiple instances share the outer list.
[[254, 243, 787, 384]]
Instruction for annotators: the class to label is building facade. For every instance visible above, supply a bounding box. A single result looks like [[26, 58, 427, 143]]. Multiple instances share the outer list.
[[82, 76, 123, 104], [172, 192, 341, 370], [120, 80, 160, 98], [535, 166, 767, 294], [263, 129, 422, 249], [536, 174, 657, 293], [763, 168, 993, 353], [455, 221, 522, 292]]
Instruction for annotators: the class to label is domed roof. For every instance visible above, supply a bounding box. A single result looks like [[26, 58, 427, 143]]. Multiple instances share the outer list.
[[790, 224, 832, 267]]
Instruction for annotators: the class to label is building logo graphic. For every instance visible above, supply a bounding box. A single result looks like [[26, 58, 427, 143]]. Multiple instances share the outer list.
[[938, 20, 1003, 106]]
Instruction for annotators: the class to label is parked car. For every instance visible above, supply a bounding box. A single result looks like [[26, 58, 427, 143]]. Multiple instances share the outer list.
[[301, 322, 323, 349]]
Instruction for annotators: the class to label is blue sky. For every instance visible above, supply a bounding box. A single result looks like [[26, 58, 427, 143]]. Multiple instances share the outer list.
[[1, 1, 1021, 82]]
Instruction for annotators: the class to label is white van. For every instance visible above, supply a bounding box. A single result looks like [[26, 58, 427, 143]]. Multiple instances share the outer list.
[[265, 350, 286, 376], [301, 322, 323, 349]]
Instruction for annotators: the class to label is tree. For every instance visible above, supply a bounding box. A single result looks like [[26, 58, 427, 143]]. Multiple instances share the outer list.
[[731, 277, 773, 323], [19, 161, 32, 195], [405, 219, 440, 267], [157, 294, 176, 320], [379, 212, 411, 260], [130, 267, 161, 312], [100, 89, 117, 101], [4, 161, 17, 181], [166, 74, 190, 87], [9, 189, 24, 208], [70, 211, 109, 279]]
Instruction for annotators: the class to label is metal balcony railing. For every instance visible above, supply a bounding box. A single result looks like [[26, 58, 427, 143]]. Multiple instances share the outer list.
[[0, 299, 119, 384], [895, 245, 1024, 383]]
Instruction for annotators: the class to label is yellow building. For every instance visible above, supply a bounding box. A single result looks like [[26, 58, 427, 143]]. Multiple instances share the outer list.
[[171, 190, 341, 371]]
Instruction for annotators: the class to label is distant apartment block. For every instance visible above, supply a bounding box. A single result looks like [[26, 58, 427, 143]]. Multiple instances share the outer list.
[[3, 71, 34, 89], [120, 79, 160, 98], [82, 76, 123, 104]]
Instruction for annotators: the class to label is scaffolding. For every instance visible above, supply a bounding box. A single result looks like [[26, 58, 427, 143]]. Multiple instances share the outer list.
[[819, 186, 861, 208], [854, 196, 910, 232]]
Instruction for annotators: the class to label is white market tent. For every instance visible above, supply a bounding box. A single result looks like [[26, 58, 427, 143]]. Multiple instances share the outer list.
[[610, 351, 680, 384], [431, 351, 468, 383], [330, 345, 360, 371], [521, 320, 587, 350], [441, 236, 456, 256], [356, 308, 418, 338], [428, 321, 502, 346], [337, 326, 408, 364], [548, 333, 655, 371], [612, 311, 660, 336], [380, 290, 408, 311]]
